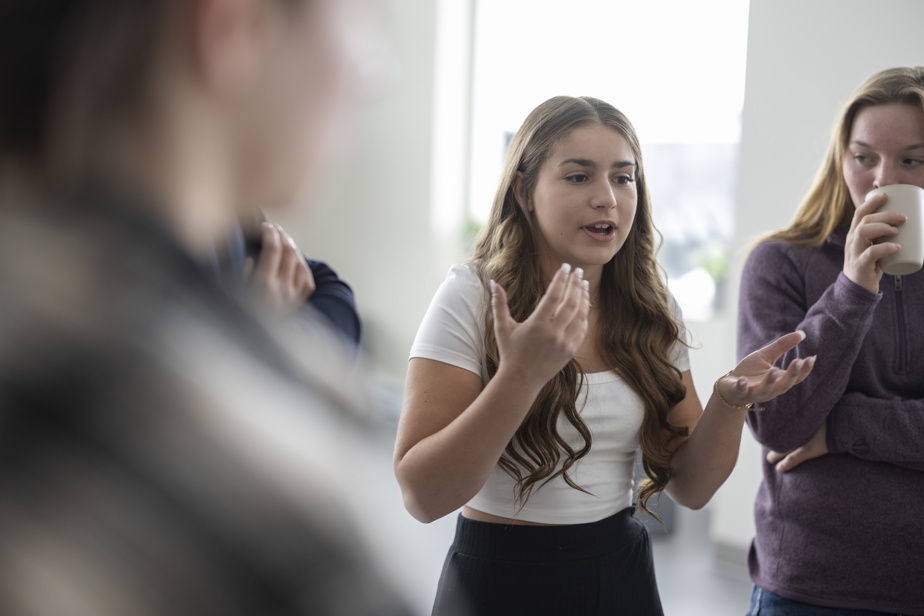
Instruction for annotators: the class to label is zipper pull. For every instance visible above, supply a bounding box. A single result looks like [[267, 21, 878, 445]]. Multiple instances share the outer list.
[[895, 274, 903, 292]]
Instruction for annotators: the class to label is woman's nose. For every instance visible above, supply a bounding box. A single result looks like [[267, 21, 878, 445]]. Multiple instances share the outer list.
[[873, 162, 900, 189], [590, 180, 617, 209]]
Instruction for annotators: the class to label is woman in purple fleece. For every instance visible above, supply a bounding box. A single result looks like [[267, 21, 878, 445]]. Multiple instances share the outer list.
[[739, 66, 924, 615]]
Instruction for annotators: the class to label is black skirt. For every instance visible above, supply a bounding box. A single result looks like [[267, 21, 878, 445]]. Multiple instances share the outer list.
[[432, 507, 663, 616]]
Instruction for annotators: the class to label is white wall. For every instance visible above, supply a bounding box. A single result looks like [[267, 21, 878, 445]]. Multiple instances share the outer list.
[[273, 7, 476, 611], [277, 0, 472, 386], [710, 0, 924, 553]]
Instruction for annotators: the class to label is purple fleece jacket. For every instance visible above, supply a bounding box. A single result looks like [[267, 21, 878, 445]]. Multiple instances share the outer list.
[[738, 227, 924, 613]]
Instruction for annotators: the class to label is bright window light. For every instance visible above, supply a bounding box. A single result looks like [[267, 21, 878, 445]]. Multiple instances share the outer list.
[[467, 0, 749, 318]]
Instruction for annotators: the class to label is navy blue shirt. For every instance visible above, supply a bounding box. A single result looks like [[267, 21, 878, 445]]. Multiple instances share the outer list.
[[217, 222, 362, 347]]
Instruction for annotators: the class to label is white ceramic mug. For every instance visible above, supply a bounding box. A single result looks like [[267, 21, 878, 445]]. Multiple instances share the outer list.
[[868, 184, 924, 276]]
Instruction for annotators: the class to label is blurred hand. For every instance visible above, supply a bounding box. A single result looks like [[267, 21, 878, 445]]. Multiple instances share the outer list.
[[491, 263, 589, 390], [844, 192, 906, 293], [244, 222, 315, 317], [717, 331, 815, 409], [767, 420, 828, 472]]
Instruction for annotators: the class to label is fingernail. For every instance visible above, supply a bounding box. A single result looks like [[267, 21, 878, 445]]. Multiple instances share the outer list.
[[561, 263, 572, 275], [582, 280, 589, 292], [574, 267, 584, 280], [490, 279, 496, 294], [809, 355, 817, 366], [797, 330, 806, 340]]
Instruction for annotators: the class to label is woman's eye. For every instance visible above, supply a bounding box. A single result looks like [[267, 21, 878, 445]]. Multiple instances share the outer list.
[[612, 175, 635, 185], [853, 154, 872, 165], [566, 173, 589, 183], [903, 158, 924, 167]]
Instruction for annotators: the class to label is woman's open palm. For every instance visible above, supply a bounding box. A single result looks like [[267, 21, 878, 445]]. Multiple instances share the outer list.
[[717, 331, 815, 409], [491, 263, 590, 390]]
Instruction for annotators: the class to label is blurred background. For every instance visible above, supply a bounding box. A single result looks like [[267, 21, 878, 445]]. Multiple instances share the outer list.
[[275, 1, 924, 613]]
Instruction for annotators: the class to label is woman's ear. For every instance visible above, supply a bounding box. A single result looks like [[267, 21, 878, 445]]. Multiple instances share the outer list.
[[512, 171, 532, 212]]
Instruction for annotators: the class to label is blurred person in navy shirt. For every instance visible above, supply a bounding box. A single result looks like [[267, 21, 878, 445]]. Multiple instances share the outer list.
[[217, 211, 362, 348]]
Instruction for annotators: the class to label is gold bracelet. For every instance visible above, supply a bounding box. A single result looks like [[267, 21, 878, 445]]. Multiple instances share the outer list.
[[714, 373, 765, 412]]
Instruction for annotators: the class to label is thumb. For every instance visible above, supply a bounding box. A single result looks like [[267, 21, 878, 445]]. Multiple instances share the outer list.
[[491, 280, 515, 336], [766, 449, 787, 465], [775, 448, 803, 473]]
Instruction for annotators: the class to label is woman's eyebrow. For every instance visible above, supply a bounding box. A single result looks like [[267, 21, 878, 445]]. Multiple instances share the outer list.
[[558, 158, 637, 168], [851, 140, 924, 151]]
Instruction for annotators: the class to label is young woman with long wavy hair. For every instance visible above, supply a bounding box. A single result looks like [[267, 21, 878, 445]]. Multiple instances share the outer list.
[[395, 96, 814, 615], [739, 66, 924, 615]]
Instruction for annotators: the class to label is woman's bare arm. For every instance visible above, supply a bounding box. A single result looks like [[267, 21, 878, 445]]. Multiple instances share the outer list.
[[394, 265, 589, 523], [665, 332, 815, 509]]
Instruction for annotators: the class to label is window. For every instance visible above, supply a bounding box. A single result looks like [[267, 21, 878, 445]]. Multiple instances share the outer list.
[[466, 0, 749, 319]]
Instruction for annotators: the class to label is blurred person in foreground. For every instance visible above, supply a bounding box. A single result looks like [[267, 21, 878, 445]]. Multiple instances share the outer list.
[[0, 1, 409, 615]]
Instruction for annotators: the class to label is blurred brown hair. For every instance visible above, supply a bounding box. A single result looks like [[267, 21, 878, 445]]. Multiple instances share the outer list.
[[0, 2, 165, 192]]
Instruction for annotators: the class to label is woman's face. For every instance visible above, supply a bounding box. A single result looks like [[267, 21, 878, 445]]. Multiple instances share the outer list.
[[520, 123, 638, 275], [843, 103, 924, 207], [233, 0, 369, 210]]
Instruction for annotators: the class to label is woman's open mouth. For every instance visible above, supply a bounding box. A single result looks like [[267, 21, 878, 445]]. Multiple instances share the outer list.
[[581, 223, 616, 241]]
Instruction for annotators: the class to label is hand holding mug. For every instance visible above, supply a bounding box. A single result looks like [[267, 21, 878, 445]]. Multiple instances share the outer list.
[[843, 192, 904, 293], [844, 184, 924, 292], [869, 184, 924, 276]]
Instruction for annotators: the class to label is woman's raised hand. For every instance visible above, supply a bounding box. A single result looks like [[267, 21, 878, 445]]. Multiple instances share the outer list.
[[844, 192, 906, 293], [491, 263, 590, 390], [717, 331, 815, 409], [244, 222, 315, 317]]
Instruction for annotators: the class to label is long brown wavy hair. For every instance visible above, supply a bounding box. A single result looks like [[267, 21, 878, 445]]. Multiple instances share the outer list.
[[762, 66, 924, 246], [472, 96, 688, 515]]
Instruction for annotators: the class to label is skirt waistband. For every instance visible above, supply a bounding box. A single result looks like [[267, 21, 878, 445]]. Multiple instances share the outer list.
[[450, 507, 645, 562]]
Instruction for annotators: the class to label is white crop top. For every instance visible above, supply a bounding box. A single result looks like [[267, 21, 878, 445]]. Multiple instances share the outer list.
[[409, 263, 691, 524]]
